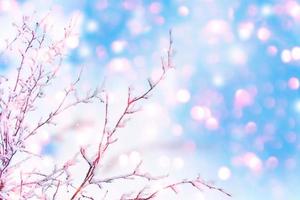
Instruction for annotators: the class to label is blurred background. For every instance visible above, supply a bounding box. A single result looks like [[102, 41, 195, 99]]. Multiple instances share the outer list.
[[0, 0, 299, 199]]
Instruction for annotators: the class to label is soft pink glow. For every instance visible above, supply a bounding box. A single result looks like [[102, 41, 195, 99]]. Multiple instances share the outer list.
[[66, 36, 79, 49], [0, 0, 17, 12], [190, 106, 211, 121], [243, 152, 263, 173], [238, 22, 254, 40], [266, 156, 279, 169], [257, 27, 271, 41], [183, 140, 197, 152], [229, 48, 247, 65], [96, 45, 107, 59], [291, 46, 300, 60], [111, 40, 127, 53], [154, 16, 165, 25], [206, 20, 229, 34], [218, 166, 231, 180], [286, 1, 300, 19], [96, 0, 108, 10], [288, 77, 299, 90], [281, 49, 292, 63], [205, 117, 219, 130], [178, 6, 189, 16], [172, 124, 183, 136], [203, 19, 232, 43], [149, 2, 162, 14], [245, 121, 257, 134], [267, 45, 278, 56], [122, 0, 138, 10], [127, 19, 144, 35], [176, 89, 191, 103], [234, 89, 254, 109], [248, 5, 258, 16], [108, 57, 131, 72]]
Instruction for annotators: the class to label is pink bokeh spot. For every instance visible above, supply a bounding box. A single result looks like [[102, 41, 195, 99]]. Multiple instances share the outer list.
[[291, 46, 300, 60], [203, 19, 232, 44], [257, 27, 271, 41], [243, 152, 263, 173], [288, 77, 299, 90], [176, 89, 191, 103], [0, 0, 18, 12], [205, 117, 219, 130], [267, 45, 278, 56], [266, 156, 279, 169], [178, 6, 189, 17], [281, 49, 292, 63], [96, 45, 107, 59], [234, 89, 254, 110], [245, 121, 257, 134], [238, 22, 254, 40], [149, 2, 162, 14], [190, 106, 211, 121]]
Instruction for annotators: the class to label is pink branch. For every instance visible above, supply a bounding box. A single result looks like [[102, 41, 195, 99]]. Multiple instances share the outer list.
[[70, 31, 174, 200], [0, 14, 230, 199]]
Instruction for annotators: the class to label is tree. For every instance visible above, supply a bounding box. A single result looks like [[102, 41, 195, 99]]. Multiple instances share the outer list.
[[0, 14, 230, 199]]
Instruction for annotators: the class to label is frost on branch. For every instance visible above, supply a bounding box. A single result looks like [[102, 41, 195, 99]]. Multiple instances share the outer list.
[[0, 15, 230, 199]]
